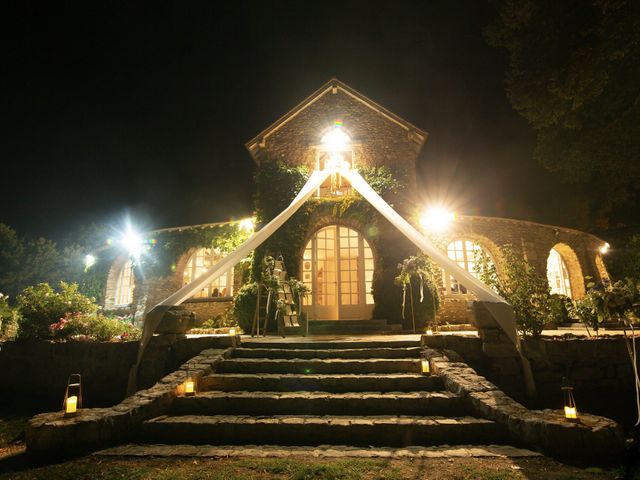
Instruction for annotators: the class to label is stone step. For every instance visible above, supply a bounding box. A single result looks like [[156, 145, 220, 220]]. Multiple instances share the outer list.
[[217, 358, 421, 374], [142, 415, 509, 447], [305, 327, 402, 335], [172, 391, 467, 416], [239, 340, 421, 350], [304, 320, 401, 334], [96, 443, 542, 459], [307, 319, 389, 326], [200, 373, 443, 393], [232, 347, 422, 360]]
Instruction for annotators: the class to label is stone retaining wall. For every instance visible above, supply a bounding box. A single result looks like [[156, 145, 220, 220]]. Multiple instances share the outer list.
[[26, 347, 233, 459], [423, 347, 626, 463], [0, 336, 238, 410], [423, 330, 639, 426]]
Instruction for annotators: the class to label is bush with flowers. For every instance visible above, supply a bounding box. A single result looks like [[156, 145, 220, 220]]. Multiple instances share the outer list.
[[0, 293, 20, 340], [49, 312, 141, 342], [15, 281, 141, 342]]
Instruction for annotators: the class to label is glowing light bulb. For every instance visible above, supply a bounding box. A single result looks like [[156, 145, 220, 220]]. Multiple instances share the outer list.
[[321, 125, 350, 153], [238, 218, 255, 233], [84, 254, 96, 269], [120, 227, 143, 259], [420, 206, 455, 233]]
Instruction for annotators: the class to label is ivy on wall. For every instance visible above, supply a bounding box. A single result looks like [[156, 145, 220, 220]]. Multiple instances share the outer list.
[[252, 162, 418, 324], [137, 223, 253, 280]]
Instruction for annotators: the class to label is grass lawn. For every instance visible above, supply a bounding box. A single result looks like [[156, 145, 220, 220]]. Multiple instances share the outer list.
[[0, 456, 631, 480]]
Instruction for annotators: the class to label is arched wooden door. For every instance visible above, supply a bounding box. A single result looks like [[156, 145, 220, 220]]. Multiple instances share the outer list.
[[301, 225, 374, 320]]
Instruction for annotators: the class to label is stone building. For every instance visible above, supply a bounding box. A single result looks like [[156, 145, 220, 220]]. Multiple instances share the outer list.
[[103, 79, 611, 330]]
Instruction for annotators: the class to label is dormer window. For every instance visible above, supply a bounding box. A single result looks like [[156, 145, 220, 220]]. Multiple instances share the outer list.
[[317, 122, 354, 197]]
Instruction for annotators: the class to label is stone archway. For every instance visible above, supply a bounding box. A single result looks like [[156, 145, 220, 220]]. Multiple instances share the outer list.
[[595, 254, 611, 284], [547, 243, 585, 299]]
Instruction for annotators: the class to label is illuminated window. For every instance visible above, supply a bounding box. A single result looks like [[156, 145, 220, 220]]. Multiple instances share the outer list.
[[547, 248, 572, 297], [183, 248, 233, 298], [445, 240, 491, 295], [114, 259, 135, 306]]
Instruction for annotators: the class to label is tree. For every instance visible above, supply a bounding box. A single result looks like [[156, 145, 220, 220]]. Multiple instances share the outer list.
[[0, 224, 60, 297], [476, 245, 551, 336], [0, 224, 25, 296], [486, 0, 640, 227]]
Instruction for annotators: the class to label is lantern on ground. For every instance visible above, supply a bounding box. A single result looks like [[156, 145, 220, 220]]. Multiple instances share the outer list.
[[562, 386, 578, 422], [63, 374, 82, 418], [425, 327, 434, 336], [421, 358, 431, 376], [228, 328, 237, 336], [184, 372, 196, 397]]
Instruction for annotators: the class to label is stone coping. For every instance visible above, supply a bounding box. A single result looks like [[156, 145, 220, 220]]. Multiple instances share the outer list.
[[422, 347, 626, 462], [26, 347, 234, 459]]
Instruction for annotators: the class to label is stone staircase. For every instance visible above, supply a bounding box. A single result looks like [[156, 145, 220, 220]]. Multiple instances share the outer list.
[[140, 339, 513, 449]]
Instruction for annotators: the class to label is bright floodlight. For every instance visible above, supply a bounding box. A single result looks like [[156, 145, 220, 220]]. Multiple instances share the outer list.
[[120, 226, 144, 259], [84, 254, 96, 269], [238, 217, 255, 233], [599, 242, 610, 255], [321, 126, 350, 153], [420, 206, 455, 233]]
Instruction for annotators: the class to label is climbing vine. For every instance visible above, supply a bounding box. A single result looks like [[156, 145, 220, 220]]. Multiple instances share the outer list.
[[138, 223, 253, 279], [252, 161, 417, 325]]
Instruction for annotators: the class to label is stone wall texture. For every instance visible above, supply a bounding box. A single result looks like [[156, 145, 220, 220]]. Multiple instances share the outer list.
[[423, 331, 639, 427], [249, 82, 426, 198], [0, 336, 237, 410], [434, 216, 609, 325]]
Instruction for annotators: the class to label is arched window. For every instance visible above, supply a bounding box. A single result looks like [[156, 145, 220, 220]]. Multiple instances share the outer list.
[[114, 259, 135, 306], [183, 248, 233, 298], [445, 240, 492, 295], [547, 248, 572, 297]]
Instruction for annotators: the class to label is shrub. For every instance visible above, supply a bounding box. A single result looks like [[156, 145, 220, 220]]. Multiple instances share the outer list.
[[476, 245, 551, 337], [234, 282, 258, 333], [50, 312, 141, 342], [548, 294, 572, 324], [0, 293, 20, 340], [16, 282, 98, 340], [571, 278, 640, 335]]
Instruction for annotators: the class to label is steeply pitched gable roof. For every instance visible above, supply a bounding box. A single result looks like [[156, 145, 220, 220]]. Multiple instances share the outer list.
[[245, 78, 428, 162]]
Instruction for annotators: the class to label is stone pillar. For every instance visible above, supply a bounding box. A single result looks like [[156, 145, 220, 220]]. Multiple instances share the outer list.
[[472, 302, 526, 398]]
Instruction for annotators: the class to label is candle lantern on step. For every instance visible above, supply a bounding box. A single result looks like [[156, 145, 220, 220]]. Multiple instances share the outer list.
[[184, 371, 197, 397], [562, 386, 578, 422], [421, 358, 431, 376], [63, 374, 82, 418], [425, 328, 434, 336], [228, 327, 236, 336]]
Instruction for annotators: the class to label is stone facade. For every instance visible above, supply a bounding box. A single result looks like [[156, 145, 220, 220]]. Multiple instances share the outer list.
[[432, 216, 609, 324], [246, 79, 427, 198], [101, 79, 611, 332]]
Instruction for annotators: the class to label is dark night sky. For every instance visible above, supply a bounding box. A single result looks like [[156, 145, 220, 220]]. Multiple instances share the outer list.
[[1, 1, 585, 242]]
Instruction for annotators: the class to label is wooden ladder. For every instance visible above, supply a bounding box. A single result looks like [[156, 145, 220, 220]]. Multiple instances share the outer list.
[[273, 256, 300, 334], [251, 255, 300, 337]]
